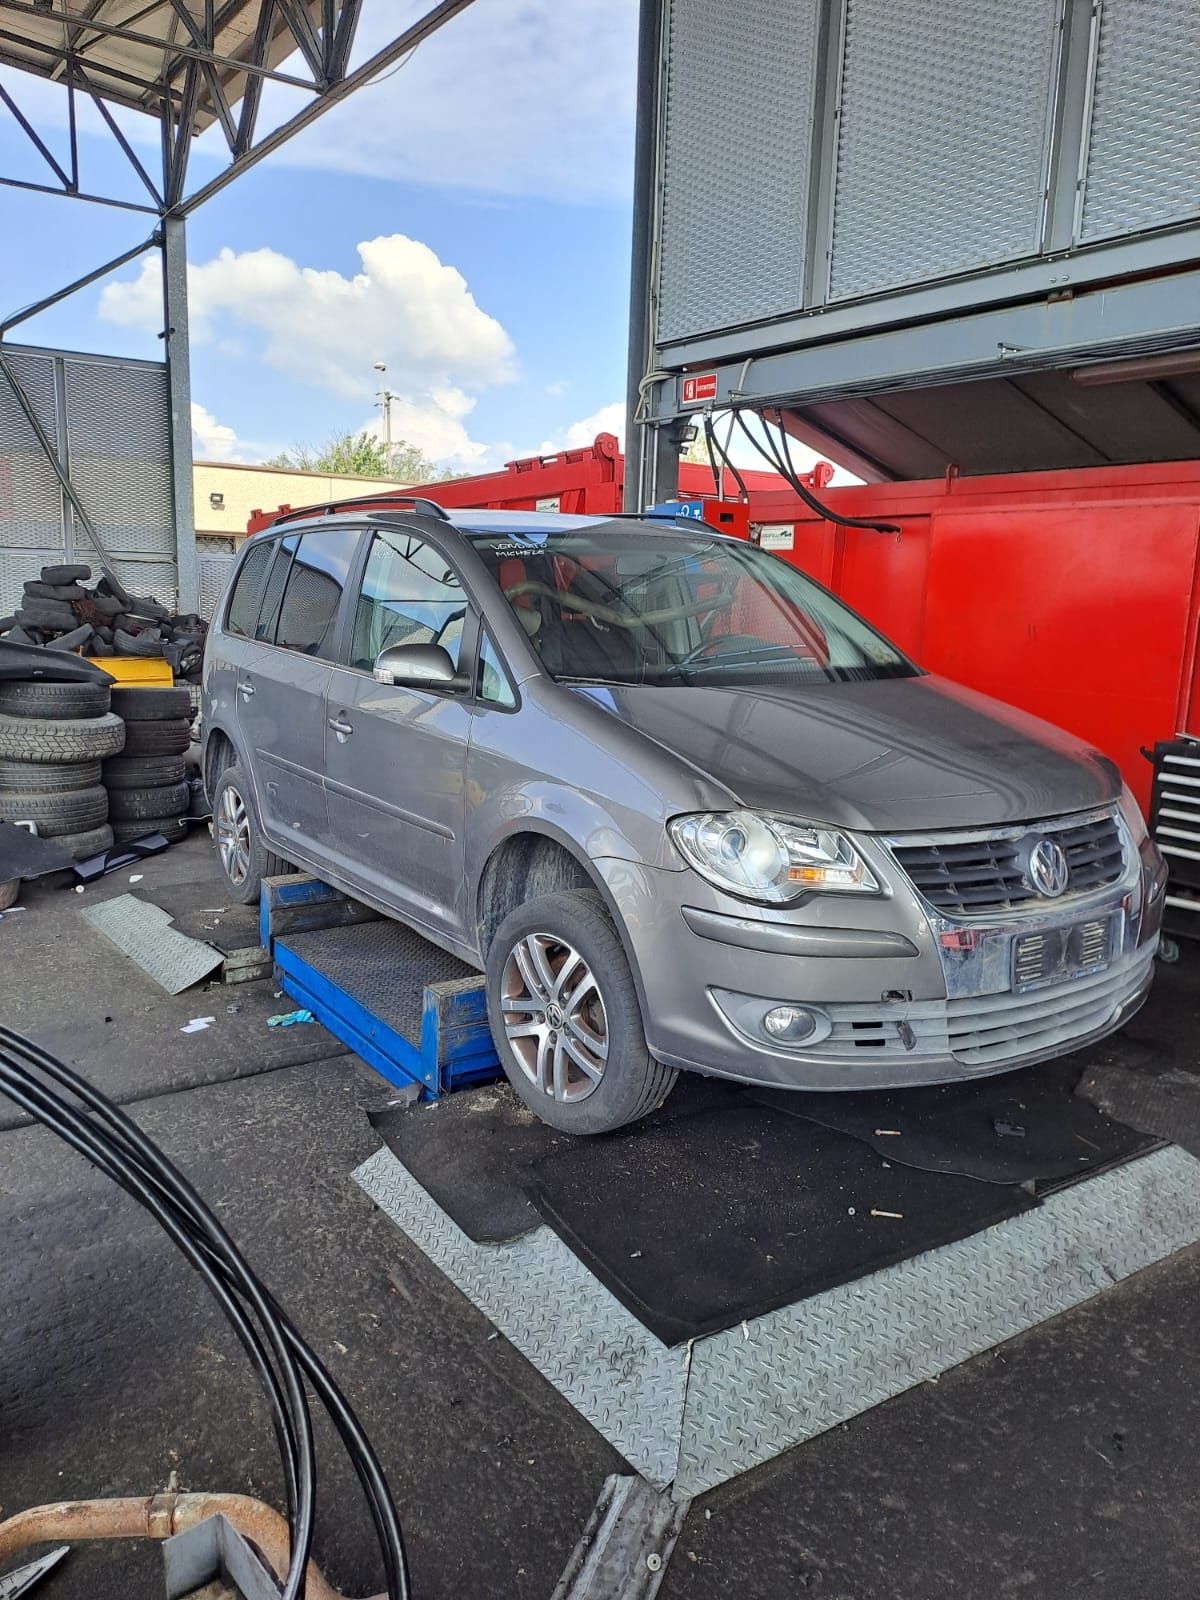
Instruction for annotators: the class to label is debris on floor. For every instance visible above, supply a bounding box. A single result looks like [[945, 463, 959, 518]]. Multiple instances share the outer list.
[[267, 1008, 316, 1028], [81, 893, 224, 993]]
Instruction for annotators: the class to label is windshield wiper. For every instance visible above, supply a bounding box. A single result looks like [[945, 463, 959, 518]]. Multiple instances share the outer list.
[[556, 674, 638, 688]]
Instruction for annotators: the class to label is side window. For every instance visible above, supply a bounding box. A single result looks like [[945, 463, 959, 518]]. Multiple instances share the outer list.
[[274, 528, 360, 659], [350, 529, 467, 672], [255, 534, 296, 641], [224, 539, 274, 638], [477, 632, 516, 709]]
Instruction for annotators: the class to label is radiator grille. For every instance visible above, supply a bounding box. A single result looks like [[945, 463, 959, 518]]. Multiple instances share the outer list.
[[891, 812, 1125, 916]]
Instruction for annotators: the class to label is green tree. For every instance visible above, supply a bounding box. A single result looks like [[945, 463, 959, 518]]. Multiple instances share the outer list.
[[265, 429, 442, 483]]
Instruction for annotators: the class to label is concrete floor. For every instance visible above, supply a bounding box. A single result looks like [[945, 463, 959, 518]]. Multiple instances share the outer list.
[[2, 832, 1198, 1599]]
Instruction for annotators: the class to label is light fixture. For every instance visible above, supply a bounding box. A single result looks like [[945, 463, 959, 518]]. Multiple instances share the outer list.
[[209, 491, 224, 509]]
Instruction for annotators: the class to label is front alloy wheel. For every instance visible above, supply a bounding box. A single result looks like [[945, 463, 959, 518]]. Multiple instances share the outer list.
[[500, 932, 609, 1103]]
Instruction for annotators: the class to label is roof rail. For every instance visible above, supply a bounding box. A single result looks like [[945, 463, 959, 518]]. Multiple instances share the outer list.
[[267, 493, 452, 529]]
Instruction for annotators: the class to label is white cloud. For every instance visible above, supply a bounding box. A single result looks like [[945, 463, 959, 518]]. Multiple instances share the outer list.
[[540, 401, 626, 455], [261, 0, 637, 204], [191, 402, 247, 461], [363, 386, 492, 472], [101, 234, 514, 401]]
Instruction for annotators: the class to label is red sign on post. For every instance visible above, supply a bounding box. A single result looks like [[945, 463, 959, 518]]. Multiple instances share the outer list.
[[681, 373, 718, 406]]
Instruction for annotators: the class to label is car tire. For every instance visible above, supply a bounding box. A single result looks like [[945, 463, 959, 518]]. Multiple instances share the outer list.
[[111, 815, 188, 845], [107, 780, 189, 821], [485, 888, 678, 1134], [0, 709, 124, 763], [0, 680, 111, 719], [0, 783, 108, 836], [57, 821, 114, 859], [109, 686, 192, 721], [40, 563, 91, 586], [212, 761, 291, 904], [102, 753, 187, 789], [0, 758, 101, 792], [120, 717, 191, 757]]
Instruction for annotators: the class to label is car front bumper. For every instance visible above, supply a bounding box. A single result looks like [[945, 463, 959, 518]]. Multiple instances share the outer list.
[[595, 829, 1165, 1092]]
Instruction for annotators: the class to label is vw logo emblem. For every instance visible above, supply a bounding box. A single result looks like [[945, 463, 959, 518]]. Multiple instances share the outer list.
[[1028, 837, 1069, 898]]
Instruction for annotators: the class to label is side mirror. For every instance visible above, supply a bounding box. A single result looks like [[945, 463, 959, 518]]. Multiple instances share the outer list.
[[373, 642, 466, 692]]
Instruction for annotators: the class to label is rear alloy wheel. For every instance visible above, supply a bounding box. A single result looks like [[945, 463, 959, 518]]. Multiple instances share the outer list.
[[216, 778, 253, 895], [486, 889, 678, 1134]]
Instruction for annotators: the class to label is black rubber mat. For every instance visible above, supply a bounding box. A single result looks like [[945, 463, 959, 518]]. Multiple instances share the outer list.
[[759, 1058, 1153, 1187], [370, 1064, 1157, 1344]]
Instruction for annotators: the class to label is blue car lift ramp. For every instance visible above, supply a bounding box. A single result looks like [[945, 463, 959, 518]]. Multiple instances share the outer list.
[[261, 874, 501, 1098]]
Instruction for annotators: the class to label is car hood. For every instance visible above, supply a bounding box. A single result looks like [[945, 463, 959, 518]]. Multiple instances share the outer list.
[[569, 674, 1122, 833]]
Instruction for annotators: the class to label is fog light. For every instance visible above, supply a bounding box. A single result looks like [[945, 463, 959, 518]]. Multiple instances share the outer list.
[[762, 1005, 817, 1042]]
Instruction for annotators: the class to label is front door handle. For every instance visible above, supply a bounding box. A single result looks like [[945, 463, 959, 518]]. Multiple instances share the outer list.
[[328, 716, 353, 739], [238, 682, 255, 701]]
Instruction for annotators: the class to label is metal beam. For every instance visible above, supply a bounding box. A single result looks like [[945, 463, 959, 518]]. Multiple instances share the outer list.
[[0, 170, 158, 213], [162, 215, 199, 611], [1, 233, 158, 338], [179, 0, 472, 214], [623, 0, 662, 511], [0, 77, 72, 187], [647, 270, 1200, 421], [0, 0, 319, 90]]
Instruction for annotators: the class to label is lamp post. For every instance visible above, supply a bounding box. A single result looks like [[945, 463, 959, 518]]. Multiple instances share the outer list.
[[373, 361, 394, 475]]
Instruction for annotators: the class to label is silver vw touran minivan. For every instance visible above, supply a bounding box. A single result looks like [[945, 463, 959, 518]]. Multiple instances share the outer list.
[[202, 505, 1165, 1132]]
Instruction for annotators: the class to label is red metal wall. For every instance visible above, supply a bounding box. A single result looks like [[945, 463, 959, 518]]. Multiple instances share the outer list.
[[248, 437, 1200, 813]]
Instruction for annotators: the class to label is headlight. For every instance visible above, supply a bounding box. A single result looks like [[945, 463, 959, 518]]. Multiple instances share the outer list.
[[668, 810, 879, 902], [1117, 783, 1148, 846]]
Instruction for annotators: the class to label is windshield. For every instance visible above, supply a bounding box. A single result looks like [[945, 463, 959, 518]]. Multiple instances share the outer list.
[[467, 525, 918, 687]]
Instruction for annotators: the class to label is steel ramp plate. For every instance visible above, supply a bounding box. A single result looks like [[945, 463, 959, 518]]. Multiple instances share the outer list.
[[279, 921, 476, 1047], [81, 893, 224, 994], [355, 1142, 1200, 1498]]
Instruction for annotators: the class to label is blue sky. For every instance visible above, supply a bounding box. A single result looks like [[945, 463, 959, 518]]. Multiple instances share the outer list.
[[0, 1, 639, 471]]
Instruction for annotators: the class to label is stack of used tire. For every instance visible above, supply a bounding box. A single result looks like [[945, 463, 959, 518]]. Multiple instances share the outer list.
[[0, 678, 125, 857], [102, 686, 194, 846]]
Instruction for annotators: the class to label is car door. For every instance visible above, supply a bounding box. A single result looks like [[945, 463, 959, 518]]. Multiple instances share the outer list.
[[235, 526, 362, 864], [323, 523, 475, 945]]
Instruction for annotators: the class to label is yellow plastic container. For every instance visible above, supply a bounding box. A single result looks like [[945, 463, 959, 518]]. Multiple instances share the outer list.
[[84, 657, 174, 686]]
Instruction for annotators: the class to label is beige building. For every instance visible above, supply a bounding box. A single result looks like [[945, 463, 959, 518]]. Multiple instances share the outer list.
[[194, 460, 414, 543]]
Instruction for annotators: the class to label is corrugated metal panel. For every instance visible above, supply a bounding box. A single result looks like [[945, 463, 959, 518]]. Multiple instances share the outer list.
[[199, 552, 237, 620], [828, 0, 1061, 301], [656, 0, 820, 343], [1077, 0, 1200, 243]]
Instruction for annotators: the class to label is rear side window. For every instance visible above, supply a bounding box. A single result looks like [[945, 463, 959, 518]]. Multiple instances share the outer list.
[[255, 534, 296, 641], [274, 529, 360, 658], [224, 539, 274, 638]]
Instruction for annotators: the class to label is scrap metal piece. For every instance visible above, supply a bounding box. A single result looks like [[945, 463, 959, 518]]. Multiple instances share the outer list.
[[81, 894, 223, 993], [0, 1544, 68, 1598], [552, 1476, 689, 1600], [162, 1515, 280, 1600]]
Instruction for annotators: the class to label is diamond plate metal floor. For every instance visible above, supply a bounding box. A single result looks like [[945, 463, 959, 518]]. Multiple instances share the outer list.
[[356, 1143, 1200, 1499]]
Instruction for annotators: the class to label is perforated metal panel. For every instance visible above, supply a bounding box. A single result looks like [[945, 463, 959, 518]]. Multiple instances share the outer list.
[[828, 0, 1060, 301], [656, 0, 821, 343], [0, 344, 176, 614], [199, 552, 237, 620], [0, 351, 63, 563], [65, 361, 174, 563], [1078, 0, 1200, 243]]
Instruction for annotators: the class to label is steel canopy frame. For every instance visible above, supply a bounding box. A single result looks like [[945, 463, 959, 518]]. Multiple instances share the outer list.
[[0, 0, 478, 607]]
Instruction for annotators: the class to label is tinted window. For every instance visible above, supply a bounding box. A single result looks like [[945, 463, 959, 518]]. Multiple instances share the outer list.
[[275, 529, 360, 659], [224, 539, 274, 638], [478, 632, 516, 708], [351, 529, 467, 672], [255, 534, 296, 641]]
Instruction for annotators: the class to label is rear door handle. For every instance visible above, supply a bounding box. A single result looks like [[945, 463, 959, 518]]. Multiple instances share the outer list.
[[328, 716, 353, 738], [238, 682, 255, 701]]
